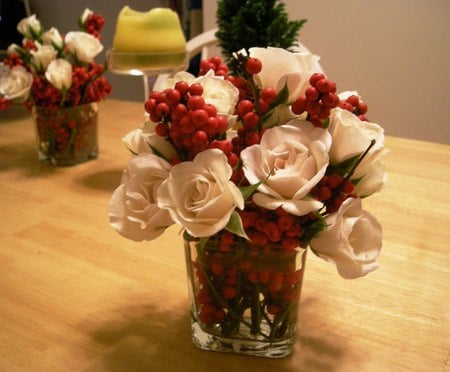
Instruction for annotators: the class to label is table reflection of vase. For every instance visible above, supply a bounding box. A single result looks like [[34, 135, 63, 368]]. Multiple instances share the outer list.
[[184, 231, 307, 358], [32, 102, 98, 166]]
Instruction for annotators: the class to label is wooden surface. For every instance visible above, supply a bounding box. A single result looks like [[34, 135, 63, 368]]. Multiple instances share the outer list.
[[0, 99, 449, 372]]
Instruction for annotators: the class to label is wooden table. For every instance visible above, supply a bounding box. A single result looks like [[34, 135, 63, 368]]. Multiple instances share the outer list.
[[1, 99, 449, 372]]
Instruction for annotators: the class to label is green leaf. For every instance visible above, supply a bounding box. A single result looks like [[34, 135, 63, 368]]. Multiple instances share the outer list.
[[225, 211, 249, 240], [330, 153, 361, 177], [300, 217, 328, 247], [239, 181, 262, 201]]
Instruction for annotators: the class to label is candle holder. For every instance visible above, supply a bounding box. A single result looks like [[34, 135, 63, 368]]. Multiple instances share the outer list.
[[107, 49, 188, 99]]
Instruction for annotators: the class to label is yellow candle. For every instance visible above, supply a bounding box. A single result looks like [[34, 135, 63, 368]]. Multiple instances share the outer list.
[[112, 6, 187, 69]]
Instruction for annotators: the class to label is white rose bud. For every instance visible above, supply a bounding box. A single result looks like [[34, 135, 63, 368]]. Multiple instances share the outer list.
[[17, 14, 42, 39], [45, 59, 72, 90], [65, 31, 103, 63], [42, 27, 64, 49], [31, 44, 57, 70]]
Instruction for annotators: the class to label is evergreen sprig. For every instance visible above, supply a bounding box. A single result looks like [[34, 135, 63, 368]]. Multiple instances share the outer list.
[[215, 0, 307, 70]]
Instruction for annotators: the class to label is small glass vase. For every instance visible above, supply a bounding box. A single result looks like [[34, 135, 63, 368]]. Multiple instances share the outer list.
[[32, 102, 99, 166], [184, 232, 307, 358]]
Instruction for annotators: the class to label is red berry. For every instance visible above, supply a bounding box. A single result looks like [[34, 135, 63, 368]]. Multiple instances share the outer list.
[[144, 98, 156, 114], [155, 102, 170, 117], [187, 95, 205, 110], [175, 81, 189, 97], [309, 72, 326, 87], [261, 88, 277, 104], [316, 78, 332, 93], [165, 88, 181, 105], [189, 83, 203, 96], [292, 96, 307, 115], [243, 111, 259, 129], [245, 57, 262, 74], [237, 99, 254, 117], [223, 286, 237, 299], [190, 109, 209, 128], [357, 102, 368, 114], [305, 86, 319, 101], [192, 130, 208, 146], [203, 103, 217, 117], [347, 95, 360, 106], [171, 103, 188, 120], [210, 56, 222, 67]]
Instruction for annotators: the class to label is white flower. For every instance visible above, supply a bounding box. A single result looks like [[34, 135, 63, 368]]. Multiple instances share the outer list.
[[45, 58, 72, 90], [42, 27, 63, 49], [159, 70, 239, 116], [310, 198, 382, 279], [7, 44, 21, 55], [108, 154, 174, 241], [157, 149, 244, 237], [31, 44, 57, 70], [122, 119, 177, 160], [241, 120, 331, 216], [80, 8, 93, 24], [17, 14, 42, 39], [0, 66, 32, 102], [195, 70, 239, 115], [247, 47, 320, 103], [328, 107, 388, 196], [338, 90, 360, 101], [65, 31, 103, 63]]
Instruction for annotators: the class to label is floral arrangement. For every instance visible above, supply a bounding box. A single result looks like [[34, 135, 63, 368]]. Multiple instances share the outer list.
[[0, 8, 111, 111], [108, 47, 387, 341]]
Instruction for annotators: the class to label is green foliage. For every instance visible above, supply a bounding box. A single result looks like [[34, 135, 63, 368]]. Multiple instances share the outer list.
[[215, 0, 307, 68]]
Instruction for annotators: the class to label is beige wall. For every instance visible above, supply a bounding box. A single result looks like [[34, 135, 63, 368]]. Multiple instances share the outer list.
[[204, 1, 450, 144]]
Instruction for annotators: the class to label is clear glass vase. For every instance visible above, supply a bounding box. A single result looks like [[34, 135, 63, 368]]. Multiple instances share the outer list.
[[184, 232, 307, 358], [32, 103, 98, 166]]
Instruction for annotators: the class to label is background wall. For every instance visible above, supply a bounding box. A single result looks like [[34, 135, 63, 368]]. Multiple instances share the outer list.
[[25, 0, 450, 143], [206, 0, 450, 144]]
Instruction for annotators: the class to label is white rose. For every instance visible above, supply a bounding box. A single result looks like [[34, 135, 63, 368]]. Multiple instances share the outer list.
[[338, 90, 360, 101], [247, 47, 320, 103], [108, 154, 174, 241], [328, 107, 388, 196], [157, 149, 244, 237], [42, 27, 63, 49], [310, 198, 382, 279], [17, 14, 42, 39], [195, 70, 239, 115], [80, 8, 93, 24], [65, 31, 103, 63], [0, 66, 32, 102], [122, 119, 177, 160], [241, 120, 331, 216], [158, 70, 239, 116], [31, 44, 57, 70], [45, 59, 72, 90], [7, 43, 21, 55]]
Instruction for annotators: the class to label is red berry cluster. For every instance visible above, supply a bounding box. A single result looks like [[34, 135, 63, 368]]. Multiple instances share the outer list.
[[34, 106, 97, 155], [2, 53, 26, 69], [238, 204, 310, 252], [339, 94, 369, 121], [192, 235, 305, 326], [83, 13, 106, 39], [311, 174, 356, 213], [198, 56, 229, 76], [145, 81, 235, 166], [0, 97, 11, 110], [291, 72, 340, 127]]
